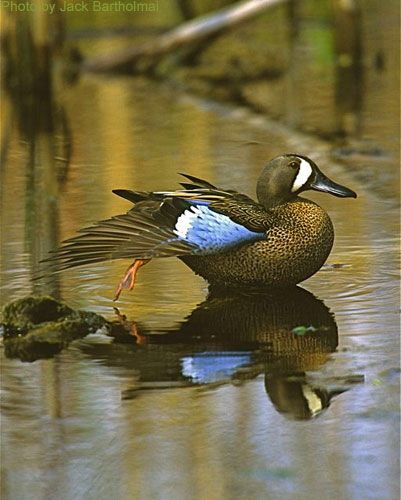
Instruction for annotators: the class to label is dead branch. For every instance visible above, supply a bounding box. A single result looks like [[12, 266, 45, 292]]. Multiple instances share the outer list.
[[83, 0, 289, 74]]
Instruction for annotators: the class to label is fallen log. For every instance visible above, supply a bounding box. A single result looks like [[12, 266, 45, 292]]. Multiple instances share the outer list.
[[83, 0, 289, 74]]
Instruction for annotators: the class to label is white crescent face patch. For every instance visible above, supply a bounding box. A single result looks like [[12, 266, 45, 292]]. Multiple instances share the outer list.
[[291, 158, 313, 193]]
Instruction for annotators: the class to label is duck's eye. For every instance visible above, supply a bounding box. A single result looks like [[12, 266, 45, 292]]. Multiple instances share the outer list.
[[289, 161, 299, 169]]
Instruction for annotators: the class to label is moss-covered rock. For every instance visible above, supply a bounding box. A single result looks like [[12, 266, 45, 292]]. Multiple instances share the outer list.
[[4, 318, 97, 362], [2, 296, 74, 334], [1, 295, 108, 362]]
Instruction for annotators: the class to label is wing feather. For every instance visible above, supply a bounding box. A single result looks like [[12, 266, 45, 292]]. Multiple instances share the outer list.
[[40, 172, 273, 275]]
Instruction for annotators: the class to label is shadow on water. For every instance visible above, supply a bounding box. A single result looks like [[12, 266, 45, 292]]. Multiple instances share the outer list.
[[78, 286, 358, 420]]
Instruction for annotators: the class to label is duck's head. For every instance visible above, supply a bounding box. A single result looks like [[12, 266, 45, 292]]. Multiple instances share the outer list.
[[256, 154, 357, 208]]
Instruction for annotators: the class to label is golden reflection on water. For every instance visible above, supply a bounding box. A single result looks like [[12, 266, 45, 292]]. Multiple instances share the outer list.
[[2, 74, 398, 321], [1, 74, 399, 500]]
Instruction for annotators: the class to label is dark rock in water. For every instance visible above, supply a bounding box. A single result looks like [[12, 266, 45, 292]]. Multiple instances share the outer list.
[[2, 296, 74, 334], [1, 296, 108, 362]]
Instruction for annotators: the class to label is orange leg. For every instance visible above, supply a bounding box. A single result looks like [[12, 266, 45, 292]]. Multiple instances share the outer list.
[[113, 307, 147, 345], [114, 259, 151, 301]]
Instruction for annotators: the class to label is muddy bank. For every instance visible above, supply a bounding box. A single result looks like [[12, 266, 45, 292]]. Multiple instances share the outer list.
[[169, 2, 398, 143], [67, 0, 399, 198]]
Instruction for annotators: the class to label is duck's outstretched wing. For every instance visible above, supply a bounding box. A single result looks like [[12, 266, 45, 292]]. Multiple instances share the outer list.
[[114, 173, 274, 232], [41, 174, 271, 273]]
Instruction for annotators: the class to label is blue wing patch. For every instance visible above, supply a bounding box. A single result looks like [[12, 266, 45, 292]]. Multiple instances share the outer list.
[[173, 204, 264, 253]]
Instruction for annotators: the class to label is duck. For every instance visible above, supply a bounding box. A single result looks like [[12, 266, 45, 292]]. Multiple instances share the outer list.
[[44, 154, 356, 299]]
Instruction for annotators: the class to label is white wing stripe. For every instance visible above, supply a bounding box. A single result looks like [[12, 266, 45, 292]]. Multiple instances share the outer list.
[[174, 208, 200, 238]]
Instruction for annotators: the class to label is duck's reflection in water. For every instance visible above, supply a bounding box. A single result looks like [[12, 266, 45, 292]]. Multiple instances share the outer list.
[[79, 286, 350, 420]]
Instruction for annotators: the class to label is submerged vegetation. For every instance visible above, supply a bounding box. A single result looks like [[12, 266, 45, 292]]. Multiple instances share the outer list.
[[1, 296, 138, 361], [2, 296, 108, 361]]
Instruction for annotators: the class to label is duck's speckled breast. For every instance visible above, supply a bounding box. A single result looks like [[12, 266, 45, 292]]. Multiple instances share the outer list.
[[181, 199, 334, 287]]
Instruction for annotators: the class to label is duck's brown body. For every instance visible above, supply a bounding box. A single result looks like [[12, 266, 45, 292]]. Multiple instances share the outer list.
[[43, 154, 356, 299], [181, 198, 334, 287]]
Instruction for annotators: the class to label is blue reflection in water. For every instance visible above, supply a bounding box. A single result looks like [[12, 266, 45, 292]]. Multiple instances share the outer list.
[[181, 352, 252, 384]]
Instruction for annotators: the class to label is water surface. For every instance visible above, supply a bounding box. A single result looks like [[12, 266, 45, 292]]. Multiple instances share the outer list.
[[1, 76, 399, 499]]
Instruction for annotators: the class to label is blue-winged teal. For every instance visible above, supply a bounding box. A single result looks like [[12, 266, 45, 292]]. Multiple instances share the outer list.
[[46, 154, 356, 299]]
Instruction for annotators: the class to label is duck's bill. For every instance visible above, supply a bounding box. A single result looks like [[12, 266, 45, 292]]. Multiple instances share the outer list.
[[310, 171, 357, 198]]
